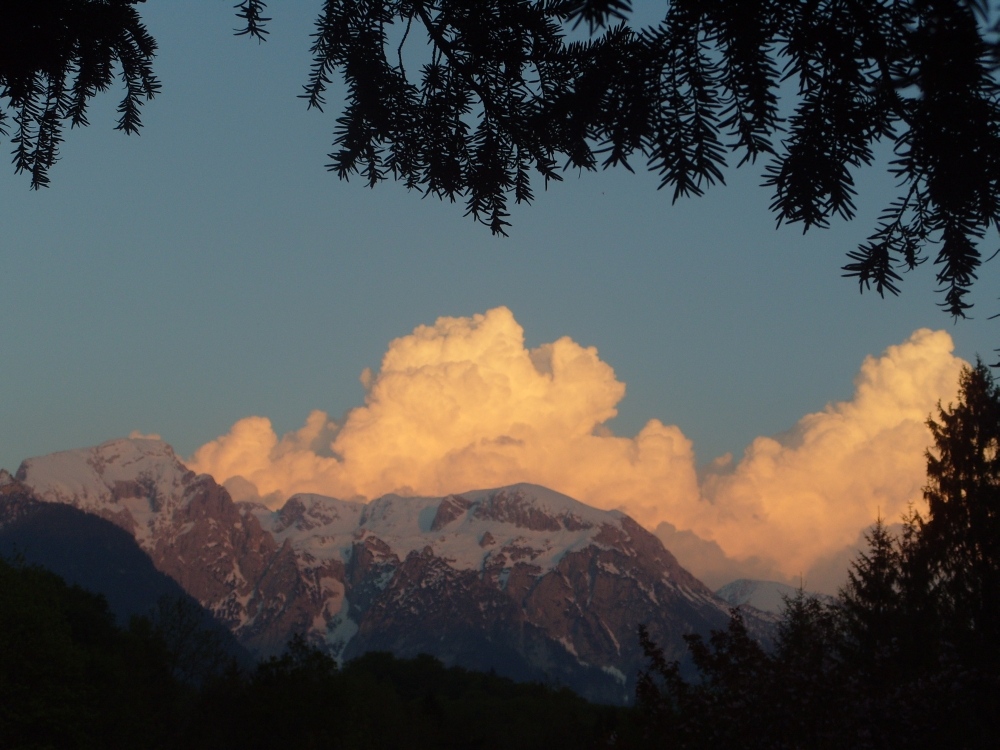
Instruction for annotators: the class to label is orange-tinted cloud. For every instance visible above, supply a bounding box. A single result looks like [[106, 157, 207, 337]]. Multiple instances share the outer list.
[[128, 430, 163, 440], [695, 328, 963, 579], [189, 307, 699, 516], [188, 309, 965, 587]]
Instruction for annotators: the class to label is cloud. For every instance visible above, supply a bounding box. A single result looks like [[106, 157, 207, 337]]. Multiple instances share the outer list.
[[189, 307, 698, 515], [654, 520, 790, 592], [189, 308, 965, 588], [128, 430, 162, 440], [694, 328, 964, 579]]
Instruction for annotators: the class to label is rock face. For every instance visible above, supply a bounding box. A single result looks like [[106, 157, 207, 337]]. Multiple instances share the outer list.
[[14, 440, 309, 655], [0, 469, 249, 666], [1, 469, 194, 622], [14, 439, 758, 703]]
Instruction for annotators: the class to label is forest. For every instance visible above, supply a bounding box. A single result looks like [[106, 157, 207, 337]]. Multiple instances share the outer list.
[[2, 362, 998, 749]]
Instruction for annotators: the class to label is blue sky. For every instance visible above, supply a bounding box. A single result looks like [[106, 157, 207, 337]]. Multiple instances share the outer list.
[[2, 0, 996, 478]]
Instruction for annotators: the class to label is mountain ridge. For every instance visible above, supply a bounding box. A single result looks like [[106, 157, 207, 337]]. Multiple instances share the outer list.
[[10, 437, 769, 703]]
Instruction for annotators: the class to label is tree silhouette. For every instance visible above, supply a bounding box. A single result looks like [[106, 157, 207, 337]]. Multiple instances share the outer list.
[[0, 0, 159, 188], [838, 516, 903, 668], [4, 2, 1000, 315], [0, 555, 186, 749], [920, 360, 1000, 663], [632, 362, 1000, 748]]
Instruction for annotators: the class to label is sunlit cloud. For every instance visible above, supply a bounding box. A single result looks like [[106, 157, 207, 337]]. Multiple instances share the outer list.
[[128, 430, 163, 440], [189, 308, 965, 589], [694, 328, 964, 579]]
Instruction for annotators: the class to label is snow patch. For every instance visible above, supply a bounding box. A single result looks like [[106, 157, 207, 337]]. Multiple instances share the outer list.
[[556, 636, 578, 658], [601, 665, 626, 685]]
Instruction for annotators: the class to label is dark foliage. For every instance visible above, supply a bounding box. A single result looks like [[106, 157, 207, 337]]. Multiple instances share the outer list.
[[632, 600, 848, 749], [0, 0, 159, 188], [631, 361, 1000, 750], [0, 553, 618, 749], [302, 0, 1000, 315], [275, 0, 1000, 315], [838, 515, 905, 670], [4, 2, 1000, 315], [188, 641, 617, 750], [921, 359, 1000, 662], [0, 556, 185, 749]]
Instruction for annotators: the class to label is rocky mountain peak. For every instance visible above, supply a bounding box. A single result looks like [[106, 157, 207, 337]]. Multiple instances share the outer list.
[[12, 439, 769, 703], [15, 438, 196, 528]]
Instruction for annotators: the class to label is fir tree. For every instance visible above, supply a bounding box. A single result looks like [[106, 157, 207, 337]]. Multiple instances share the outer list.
[[921, 360, 1000, 665], [838, 516, 903, 669], [5, 2, 1000, 316], [772, 590, 844, 749]]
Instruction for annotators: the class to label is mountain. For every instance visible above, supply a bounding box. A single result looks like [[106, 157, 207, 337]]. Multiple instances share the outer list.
[[13, 438, 764, 703], [13, 439, 313, 656], [0, 469, 248, 667], [715, 578, 835, 615], [1, 468, 194, 621]]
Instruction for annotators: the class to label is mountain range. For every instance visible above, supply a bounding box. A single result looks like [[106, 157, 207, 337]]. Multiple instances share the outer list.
[[715, 578, 836, 614], [2, 437, 772, 703]]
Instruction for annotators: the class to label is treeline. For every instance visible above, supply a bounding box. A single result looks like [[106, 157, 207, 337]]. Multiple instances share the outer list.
[[627, 362, 1000, 750], [1, 556, 190, 749], [0, 555, 621, 749]]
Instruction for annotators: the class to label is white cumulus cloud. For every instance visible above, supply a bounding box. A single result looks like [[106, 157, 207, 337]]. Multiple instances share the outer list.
[[188, 308, 966, 587], [695, 328, 964, 578]]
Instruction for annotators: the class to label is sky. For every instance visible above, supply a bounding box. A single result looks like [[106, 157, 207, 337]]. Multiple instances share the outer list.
[[2, 2, 997, 592]]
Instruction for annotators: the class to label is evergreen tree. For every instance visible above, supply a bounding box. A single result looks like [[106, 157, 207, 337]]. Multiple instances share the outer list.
[[0, 0, 159, 188], [630, 362, 1000, 748], [633, 624, 686, 747], [838, 516, 903, 669], [771, 591, 844, 749], [836, 518, 926, 750], [675, 610, 774, 749], [920, 360, 1000, 664], [5, 2, 1000, 315], [893, 503, 942, 671], [0, 555, 184, 749]]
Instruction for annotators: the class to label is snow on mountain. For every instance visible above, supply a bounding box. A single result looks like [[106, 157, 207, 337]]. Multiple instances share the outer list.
[[13, 438, 768, 703], [16, 438, 192, 545], [16, 438, 312, 653], [254, 483, 626, 579]]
